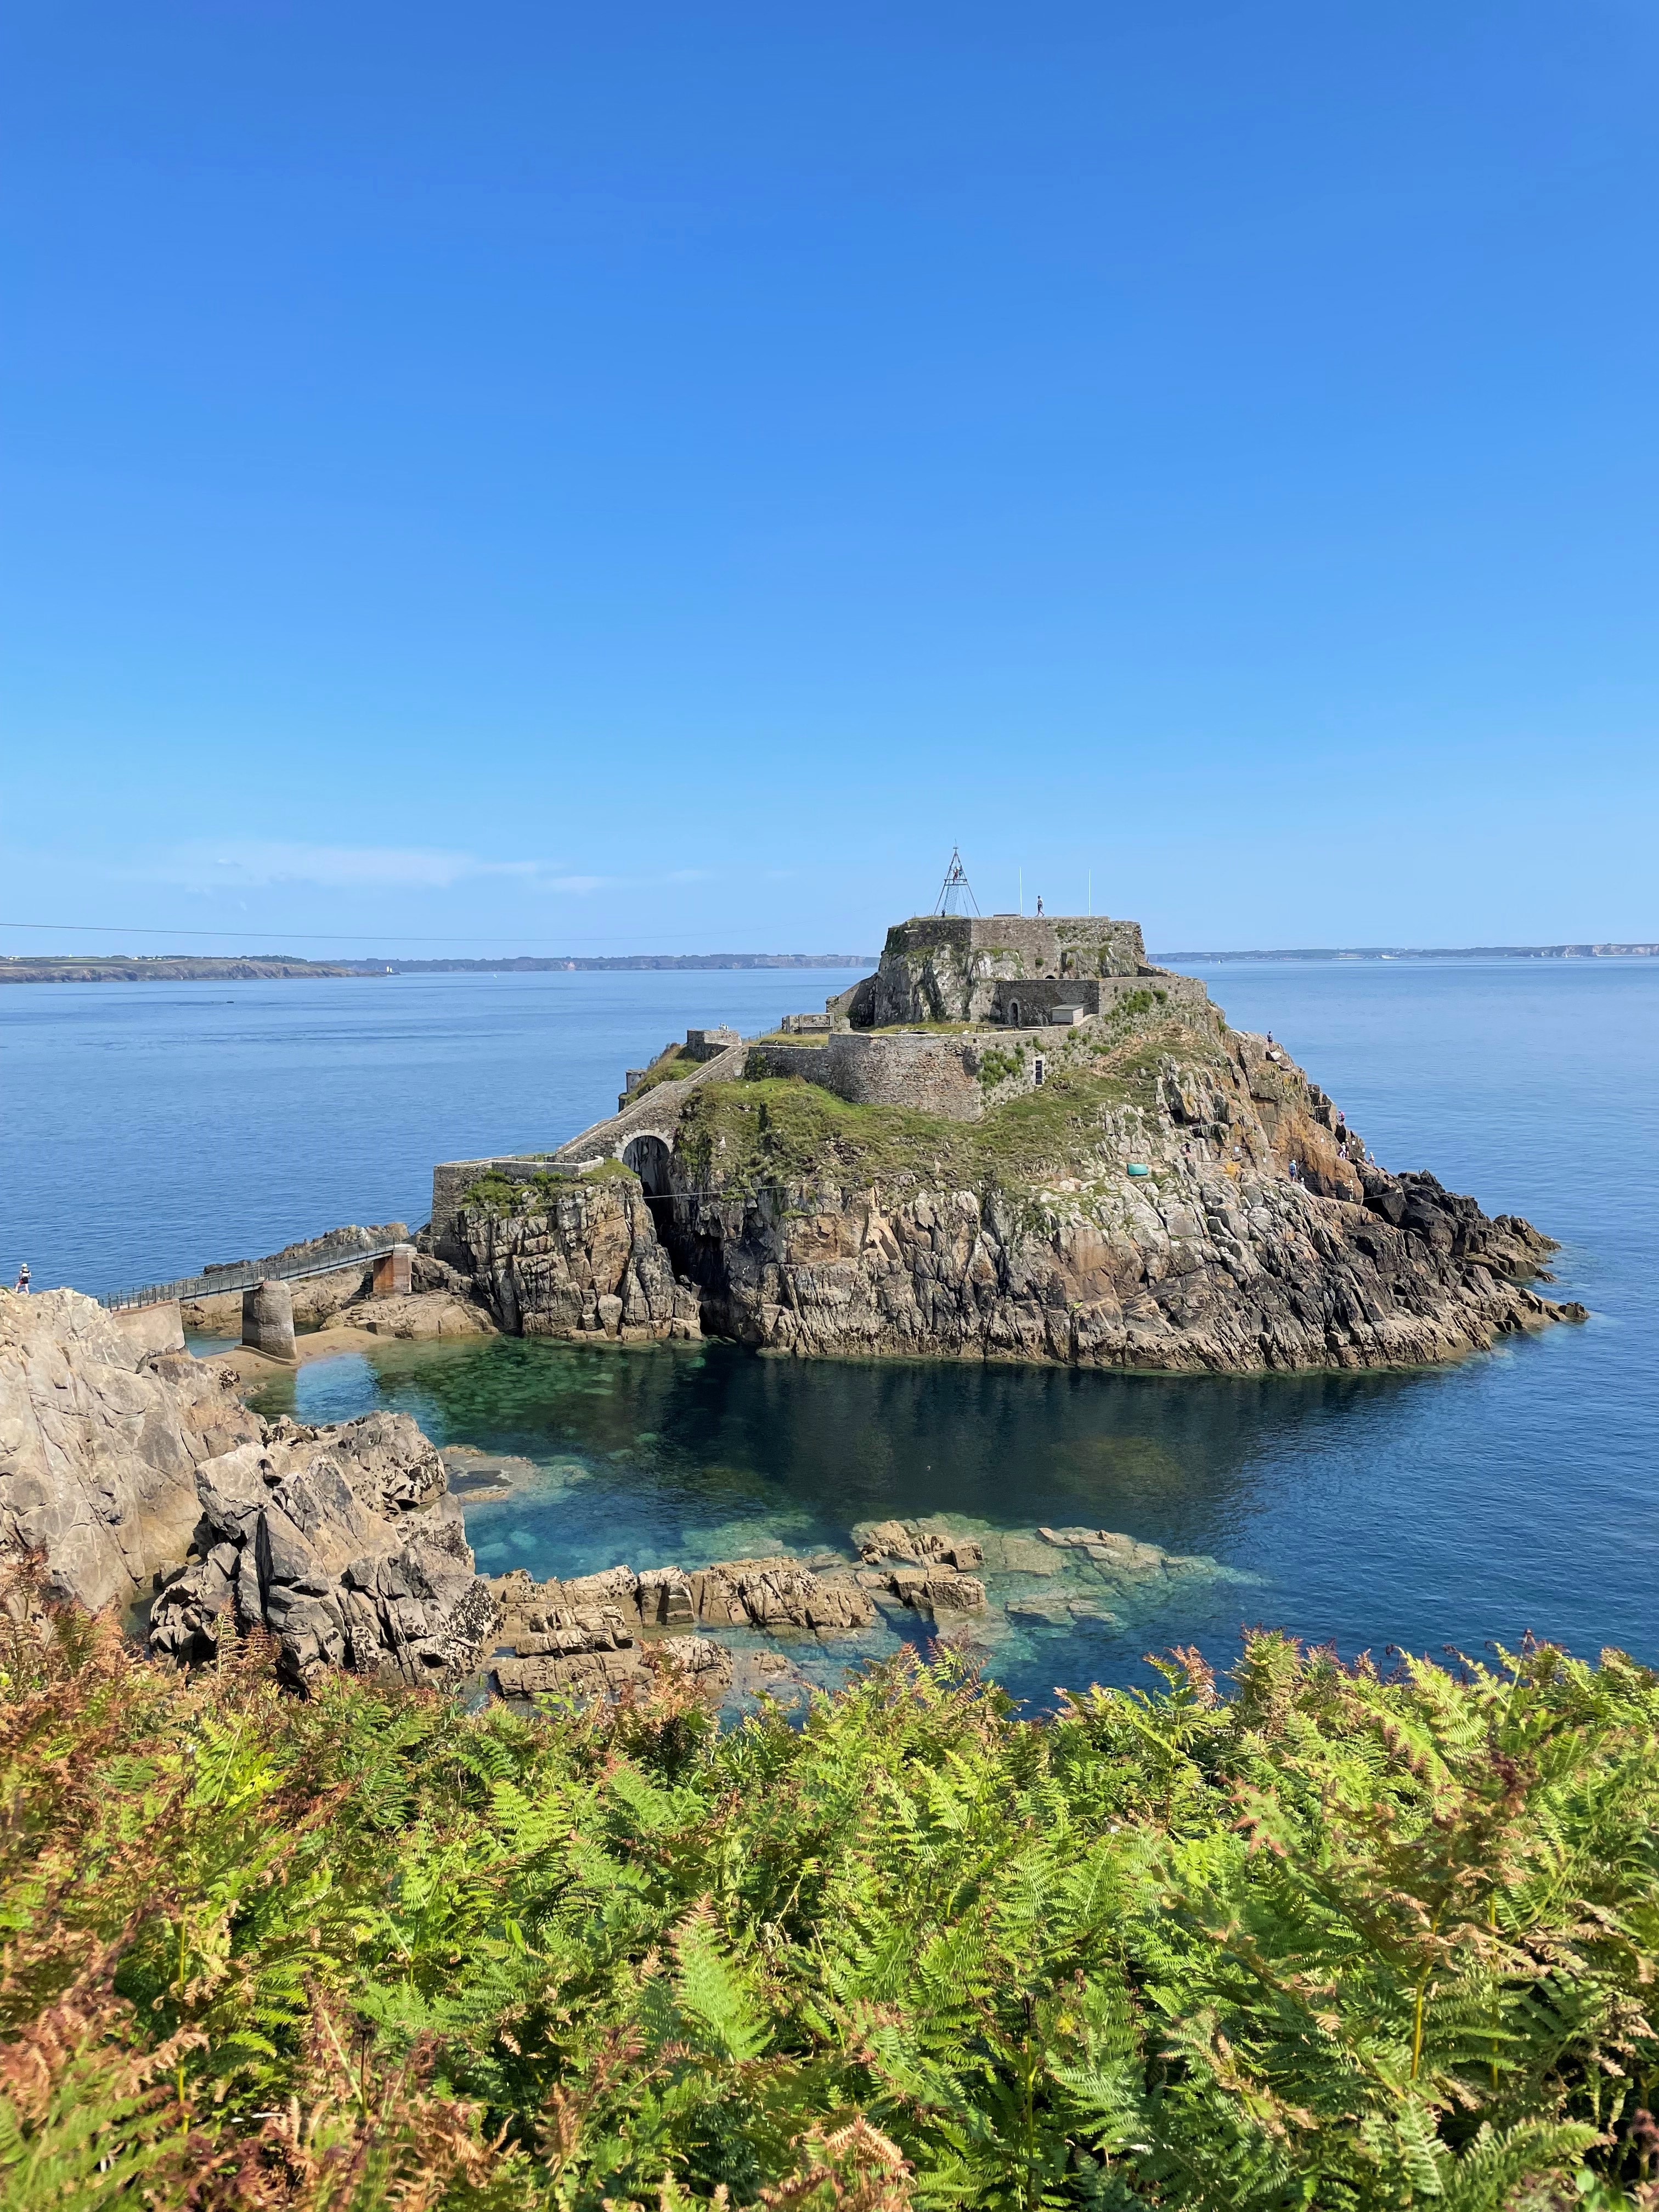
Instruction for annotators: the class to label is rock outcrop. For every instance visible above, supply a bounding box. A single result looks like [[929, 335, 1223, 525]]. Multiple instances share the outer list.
[[148, 1411, 496, 1689], [463, 1177, 702, 1341], [319, 1286, 498, 1341], [488, 1553, 878, 1697], [0, 1289, 494, 1689], [0, 1289, 261, 1611], [451, 1004, 1584, 1373]]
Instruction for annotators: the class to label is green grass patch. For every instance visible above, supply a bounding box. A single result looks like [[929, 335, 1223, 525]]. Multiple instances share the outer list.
[[630, 1051, 704, 1096], [460, 1167, 576, 1216], [676, 1022, 1192, 1197]]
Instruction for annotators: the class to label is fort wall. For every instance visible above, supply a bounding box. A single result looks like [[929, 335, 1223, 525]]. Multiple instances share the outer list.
[[428, 1157, 578, 1257], [865, 913, 1153, 1025]]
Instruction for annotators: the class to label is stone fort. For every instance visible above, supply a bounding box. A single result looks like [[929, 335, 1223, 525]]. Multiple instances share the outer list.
[[429, 907, 1212, 1249]]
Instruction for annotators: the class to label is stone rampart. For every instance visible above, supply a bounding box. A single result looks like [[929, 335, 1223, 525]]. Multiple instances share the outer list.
[[742, 975, 1215, 1121], [866, 913, 1152, 1025], [746, 1026, 1089, 1121], [989, 973, 1211, 1026], [428, 1158, 577, 1258], [747, 1034, 986, 1119]]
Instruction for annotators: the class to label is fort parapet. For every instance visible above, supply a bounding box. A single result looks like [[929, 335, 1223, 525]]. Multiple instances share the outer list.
[[427, 915, 1215, 1219], [833, 912, 1154, 1028]]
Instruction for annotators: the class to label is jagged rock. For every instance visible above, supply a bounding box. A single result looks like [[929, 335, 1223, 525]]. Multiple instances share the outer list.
[[656, 1635, 734, 1691], [490, 1618, 732, 1701], [688, 1557, 876, 1630], [322, 1291, 497, 1341], [856, 1520, 985, 1571], [485, 1550, 874, 1703], [147, 1409, 496, 1689], [494, 1645, 642, 1697], [0, 1288, 262, 1611], [491, 1554, 875, 1641], [883, 1570, 988, 1616], [461, 1179, 702, 1341]]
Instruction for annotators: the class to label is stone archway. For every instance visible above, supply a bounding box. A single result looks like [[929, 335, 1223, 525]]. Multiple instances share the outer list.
[[623, 1134, 673, 1196], [1007, 998, 1021, 1028]]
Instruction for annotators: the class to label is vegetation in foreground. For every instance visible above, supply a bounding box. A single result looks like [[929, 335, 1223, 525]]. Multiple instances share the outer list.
[[3, 1559, 1658, 2211]]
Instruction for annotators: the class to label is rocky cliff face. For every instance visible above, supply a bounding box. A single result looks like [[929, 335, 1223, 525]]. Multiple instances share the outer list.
[[462, 1176, 702, 1341], [1, 1290, 495, 1688], [455, 1001, 1583, 1374], [0, 1288, 261, 1610], [149, 1412, 496, 1689]]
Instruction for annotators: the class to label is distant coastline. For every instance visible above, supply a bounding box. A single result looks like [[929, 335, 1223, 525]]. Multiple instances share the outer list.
[[1154, 943, 1659, 963], [3, 942, 1655, 985], [0, 951, 877, 985]]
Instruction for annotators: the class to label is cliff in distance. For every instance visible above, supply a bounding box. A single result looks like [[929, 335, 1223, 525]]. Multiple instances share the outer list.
[[446, 915, 1585, 1374]]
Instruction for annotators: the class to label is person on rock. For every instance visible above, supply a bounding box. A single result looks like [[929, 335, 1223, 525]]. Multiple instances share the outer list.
[[13, 1262, 29, 1293]]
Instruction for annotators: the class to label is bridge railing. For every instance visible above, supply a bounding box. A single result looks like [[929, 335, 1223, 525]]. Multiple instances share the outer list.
[[100, 1240, 407, 1314]]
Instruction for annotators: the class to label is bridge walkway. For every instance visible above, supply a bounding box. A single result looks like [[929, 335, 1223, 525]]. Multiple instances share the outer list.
[[100, 1238, 407, 1314]]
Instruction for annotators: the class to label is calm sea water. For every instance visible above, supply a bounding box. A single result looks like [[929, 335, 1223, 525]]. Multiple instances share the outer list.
[[4, 958, 1654, 1705]]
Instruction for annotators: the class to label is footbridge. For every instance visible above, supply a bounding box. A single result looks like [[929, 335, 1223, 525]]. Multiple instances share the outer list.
[[100, 1231, 411, 1314]]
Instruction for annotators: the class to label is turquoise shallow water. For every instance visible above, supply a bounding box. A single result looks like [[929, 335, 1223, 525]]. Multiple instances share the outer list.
[[5, 956, 1656, 1706]]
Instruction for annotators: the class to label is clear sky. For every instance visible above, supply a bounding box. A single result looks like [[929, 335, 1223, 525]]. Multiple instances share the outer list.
[[3, 1, 1656, 955]]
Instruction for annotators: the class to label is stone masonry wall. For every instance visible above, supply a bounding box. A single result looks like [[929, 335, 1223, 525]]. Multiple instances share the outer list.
[[868, 915, 1151, 1025], [428, 1158, 577, 1259], [746, 1033, 989, 1119], [745, 987, 1213, 1120]]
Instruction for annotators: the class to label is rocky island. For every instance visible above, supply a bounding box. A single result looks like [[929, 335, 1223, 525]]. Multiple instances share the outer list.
[[427, 907, 1584, 1373], [0, 903, 1585, 1709]]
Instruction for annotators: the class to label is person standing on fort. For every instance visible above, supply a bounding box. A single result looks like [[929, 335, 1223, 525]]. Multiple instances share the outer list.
[[1035, 894, 1044, 915]]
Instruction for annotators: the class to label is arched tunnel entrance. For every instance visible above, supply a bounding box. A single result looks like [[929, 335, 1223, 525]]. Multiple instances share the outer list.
[[622, 1134, 672, 1197], [620, 1132, 727, 1312]]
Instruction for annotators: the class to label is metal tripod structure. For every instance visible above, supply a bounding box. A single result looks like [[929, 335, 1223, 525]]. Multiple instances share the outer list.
[[933, 845, 980, 917]]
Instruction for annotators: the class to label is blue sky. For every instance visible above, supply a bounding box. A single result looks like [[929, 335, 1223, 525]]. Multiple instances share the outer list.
[[3, 0, 1656, 955]]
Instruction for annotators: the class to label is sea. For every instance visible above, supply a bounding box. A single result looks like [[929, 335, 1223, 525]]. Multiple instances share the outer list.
[[4, 957, 1655, 1707]]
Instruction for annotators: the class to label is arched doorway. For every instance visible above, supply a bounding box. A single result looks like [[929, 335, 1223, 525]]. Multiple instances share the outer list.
[[623, 1134, 672, 1198], [1007, 998, 1021, 1028]]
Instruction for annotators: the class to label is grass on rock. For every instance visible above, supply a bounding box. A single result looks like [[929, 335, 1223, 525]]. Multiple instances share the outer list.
[[677, 1013, 1216, 1199]]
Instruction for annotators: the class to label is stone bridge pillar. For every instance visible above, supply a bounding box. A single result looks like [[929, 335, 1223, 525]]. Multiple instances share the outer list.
[[371, 1244, 414, 1297], [241, 1278, 296, 1361]]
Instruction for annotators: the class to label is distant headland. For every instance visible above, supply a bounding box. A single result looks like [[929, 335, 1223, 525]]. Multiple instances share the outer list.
[[0, 950, 877, 984], [3, 943, 1651, 985], [1155, 941, 1659, 962]]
